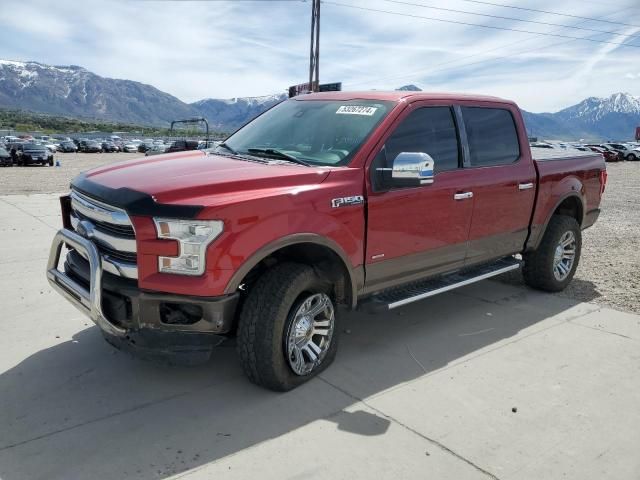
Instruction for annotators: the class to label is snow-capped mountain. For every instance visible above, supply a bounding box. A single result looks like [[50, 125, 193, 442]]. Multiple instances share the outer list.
[[523, 93, 640, 140], [192, 94, 287, 131], [0, 59, 288, 130], [0, 60, 198, 125], [0, 60, 638, 139], [557, 92, 640, 121]]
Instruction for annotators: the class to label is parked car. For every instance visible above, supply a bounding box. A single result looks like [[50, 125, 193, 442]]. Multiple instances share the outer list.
[[166, 139, 199, 153], [21, 143, 54, 166], [101, 141, 118, 153], [80, 140, 102, 153], [58, 141, 78, 153], [587, 146, 619, 162], [47, 91, 606, 391], [144, 144, 169, 156], [42, 142, 58, 153], [603, 143, 637, 161], [122, 143, 139, 153], [6, 142, 24, 164], [0, 147, 12, 166], [137, 142, 155, 153], [198, 140, 220, 150], [530, 142, 554, 149], [588, 144, 624, 161]]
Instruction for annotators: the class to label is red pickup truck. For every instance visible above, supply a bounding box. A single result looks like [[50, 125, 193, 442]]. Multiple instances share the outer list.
[[47, 91, 606, 391]]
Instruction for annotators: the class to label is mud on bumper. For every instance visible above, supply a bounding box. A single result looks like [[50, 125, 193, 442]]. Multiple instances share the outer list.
[[46, 229, 239, 363]]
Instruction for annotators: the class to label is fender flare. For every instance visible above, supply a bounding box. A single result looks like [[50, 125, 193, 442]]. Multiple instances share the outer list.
[[224, 233, 362, 308], [529, 192, 585, 251]]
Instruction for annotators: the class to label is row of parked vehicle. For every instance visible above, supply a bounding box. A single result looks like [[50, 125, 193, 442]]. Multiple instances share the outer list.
[[530, 140, 640, 162], [0, 142, 54, 166], [1, 134, 217, 158]]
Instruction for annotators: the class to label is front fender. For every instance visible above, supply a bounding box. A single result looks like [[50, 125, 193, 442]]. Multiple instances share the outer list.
[[223, 232, 362, 307]]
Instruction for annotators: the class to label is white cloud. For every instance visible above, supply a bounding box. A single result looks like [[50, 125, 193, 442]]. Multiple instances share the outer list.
[[0, 0, 638, 111]]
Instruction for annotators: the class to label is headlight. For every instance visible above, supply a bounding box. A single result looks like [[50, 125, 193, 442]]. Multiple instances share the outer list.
[[153, 218, 224, 276]]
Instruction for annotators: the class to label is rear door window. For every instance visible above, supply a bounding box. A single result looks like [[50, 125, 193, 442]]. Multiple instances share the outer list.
[[462, 107, 520, 167]]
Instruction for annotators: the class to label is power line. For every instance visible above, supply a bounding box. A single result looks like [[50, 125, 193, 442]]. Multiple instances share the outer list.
[[322, 1, 640, 48], [379, 0, 640, 36], [456, 0, 640, 28], [342, 5, 640, 88]]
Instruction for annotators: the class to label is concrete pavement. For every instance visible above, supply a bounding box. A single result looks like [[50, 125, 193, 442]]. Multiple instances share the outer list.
[[1, 194, 639, 480]]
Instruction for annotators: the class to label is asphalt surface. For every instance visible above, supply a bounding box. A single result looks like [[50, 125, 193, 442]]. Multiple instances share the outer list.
[[1, 194, 639, 480]]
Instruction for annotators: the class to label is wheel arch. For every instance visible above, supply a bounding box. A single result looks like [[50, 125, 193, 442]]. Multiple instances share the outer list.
[[529, 193, 584, 251], [224, 233, 363, 309]]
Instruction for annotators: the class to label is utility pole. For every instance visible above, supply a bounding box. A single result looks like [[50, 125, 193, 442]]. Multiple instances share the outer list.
[[308, 0, 320, 93]]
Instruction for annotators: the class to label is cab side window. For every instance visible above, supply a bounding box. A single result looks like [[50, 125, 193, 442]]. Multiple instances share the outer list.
[[462, 107, 520, 167], [385, 107, 460, 173], [372, 106, 460, 191]]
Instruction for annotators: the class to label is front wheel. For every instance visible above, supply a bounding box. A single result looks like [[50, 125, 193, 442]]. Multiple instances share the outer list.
[[523, 215, 581, 292], [236, 262, 338, 391]]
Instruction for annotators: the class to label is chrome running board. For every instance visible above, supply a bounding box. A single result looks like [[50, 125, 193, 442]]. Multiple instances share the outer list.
[[361, 257, 521, 312]]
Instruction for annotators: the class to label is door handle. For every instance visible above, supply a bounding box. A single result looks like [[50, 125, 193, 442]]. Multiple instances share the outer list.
[[518, 182, 534, 190], [453, 192, 474, 200]]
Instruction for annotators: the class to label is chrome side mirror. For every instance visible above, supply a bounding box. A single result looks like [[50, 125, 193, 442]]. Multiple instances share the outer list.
[[391, 152, 435, 186]]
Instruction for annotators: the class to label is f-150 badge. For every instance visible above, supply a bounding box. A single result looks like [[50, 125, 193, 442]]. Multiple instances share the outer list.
[[331, 196, 364, 208]]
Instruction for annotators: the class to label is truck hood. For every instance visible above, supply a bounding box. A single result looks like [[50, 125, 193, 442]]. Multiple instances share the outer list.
[[72, 150, 331, 208]]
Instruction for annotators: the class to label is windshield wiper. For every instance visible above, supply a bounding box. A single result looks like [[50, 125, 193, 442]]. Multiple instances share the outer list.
[[246, 148, 311, 167], [217, 142, 237, 154]]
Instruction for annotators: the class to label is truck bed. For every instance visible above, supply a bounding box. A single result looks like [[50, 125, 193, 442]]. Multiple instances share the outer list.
[[531, 147, 600, 161], [527, 147, 606, 250]]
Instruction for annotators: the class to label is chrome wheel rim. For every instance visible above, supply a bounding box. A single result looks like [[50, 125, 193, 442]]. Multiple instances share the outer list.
[[285, 293, 335, 376], [553, 231, 576, 281]]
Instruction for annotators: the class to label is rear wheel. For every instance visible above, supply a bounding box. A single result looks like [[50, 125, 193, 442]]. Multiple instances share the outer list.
[[626, 153, 638, 161], [236, 262, 338, 391], [523, 215, 581, 292]]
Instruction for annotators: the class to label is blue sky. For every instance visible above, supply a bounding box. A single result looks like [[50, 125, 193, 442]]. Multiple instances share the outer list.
[[0, 0, 638, 112]]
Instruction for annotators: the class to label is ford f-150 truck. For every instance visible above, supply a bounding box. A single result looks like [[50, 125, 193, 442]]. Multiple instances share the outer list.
[[47, 91, 606, 391]]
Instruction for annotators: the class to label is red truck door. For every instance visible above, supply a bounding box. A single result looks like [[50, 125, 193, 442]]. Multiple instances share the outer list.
[[458, 105, 536, 265], [364, 103, 475, 293]]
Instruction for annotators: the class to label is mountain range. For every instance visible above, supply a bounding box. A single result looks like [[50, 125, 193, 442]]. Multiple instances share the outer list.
[[0, 60, 638, 140]]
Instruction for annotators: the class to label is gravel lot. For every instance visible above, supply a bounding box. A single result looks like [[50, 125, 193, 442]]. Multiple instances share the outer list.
[[0, 152, 140, 195], [501, 161, 640, 314], [1, 153, 637, 313]]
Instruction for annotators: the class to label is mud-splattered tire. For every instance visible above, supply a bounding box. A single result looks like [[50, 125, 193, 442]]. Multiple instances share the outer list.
[[523, 215, 581, 292], [236, 262, 339, 391]]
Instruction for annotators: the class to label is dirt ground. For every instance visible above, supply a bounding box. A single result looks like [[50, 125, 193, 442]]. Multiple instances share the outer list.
[[1, 153, 637, 313], [0, 152, 140, 195]]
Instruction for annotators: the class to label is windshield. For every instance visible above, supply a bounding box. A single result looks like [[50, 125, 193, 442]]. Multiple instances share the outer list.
[[24, 143, 45, 150], [220, 99, 393, 166]]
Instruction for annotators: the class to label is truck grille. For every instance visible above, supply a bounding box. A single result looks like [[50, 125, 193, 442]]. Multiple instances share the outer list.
[[69, 189, 138, 279], [74, 209, 135, 238]]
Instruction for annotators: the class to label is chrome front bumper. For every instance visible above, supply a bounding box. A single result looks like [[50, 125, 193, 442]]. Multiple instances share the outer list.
[[46, 228, 126, 338]]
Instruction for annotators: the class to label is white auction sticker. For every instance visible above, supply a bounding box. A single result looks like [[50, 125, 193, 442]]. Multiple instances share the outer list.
[[336, 105, 378, 116]]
